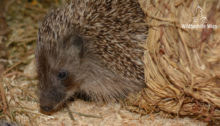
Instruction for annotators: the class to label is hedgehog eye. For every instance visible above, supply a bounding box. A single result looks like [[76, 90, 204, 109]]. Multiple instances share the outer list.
[[57, 71, 68, 80]]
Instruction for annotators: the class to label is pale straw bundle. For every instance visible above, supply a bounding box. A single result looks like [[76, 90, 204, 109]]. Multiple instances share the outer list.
[[126, 0, 220, 122]]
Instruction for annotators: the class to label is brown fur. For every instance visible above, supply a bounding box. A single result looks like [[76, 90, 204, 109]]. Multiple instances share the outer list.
[[36, 0, 148, 112]]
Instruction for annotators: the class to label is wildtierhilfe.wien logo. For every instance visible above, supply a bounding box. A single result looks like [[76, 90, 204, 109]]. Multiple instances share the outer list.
[[181, 5, 217, 29]]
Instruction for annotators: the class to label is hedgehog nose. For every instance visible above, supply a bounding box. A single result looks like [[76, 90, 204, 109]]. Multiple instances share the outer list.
[[40, 105, 53, 112]]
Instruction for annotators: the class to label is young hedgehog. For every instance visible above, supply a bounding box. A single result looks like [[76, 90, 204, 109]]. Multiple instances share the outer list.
[[36, 0, 148, 113]]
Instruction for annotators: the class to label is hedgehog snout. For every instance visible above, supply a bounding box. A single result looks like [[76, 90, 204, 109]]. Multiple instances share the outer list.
[[39, 88, 66, 113]]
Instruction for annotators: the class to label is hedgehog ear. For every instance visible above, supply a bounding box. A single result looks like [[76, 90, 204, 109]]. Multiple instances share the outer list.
[[70, 35, 84, 58]]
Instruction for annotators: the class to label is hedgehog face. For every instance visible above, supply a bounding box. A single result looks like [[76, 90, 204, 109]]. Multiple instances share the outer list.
[[36, 34, 85, 113]]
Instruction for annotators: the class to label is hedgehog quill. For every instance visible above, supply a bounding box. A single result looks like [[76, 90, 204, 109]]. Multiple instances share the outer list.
[[36, 0, 148, 113]]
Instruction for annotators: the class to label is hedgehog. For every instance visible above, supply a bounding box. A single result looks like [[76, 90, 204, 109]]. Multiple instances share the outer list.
[[36, 0, 148, 113]]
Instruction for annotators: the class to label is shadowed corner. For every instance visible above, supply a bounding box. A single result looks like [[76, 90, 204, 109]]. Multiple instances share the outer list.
[[0, 120, 19, 126]]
